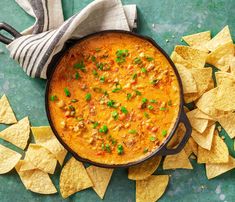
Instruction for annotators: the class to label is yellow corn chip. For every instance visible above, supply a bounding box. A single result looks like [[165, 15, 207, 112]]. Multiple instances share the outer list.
[[163, 149, 193, 170], [171, 51, 195, 69], [206, 42, 234, 72], [214, 79, 235, 111], [175, 63, 197, 93], [128, 155, 162, 180], [217, 113, 235, 138], [207, 78, 215, 91], [206, 25, 232, 51], [0, 144, 21, 174], [183, 137, 198, 157], [191, 124, 215, 150], [193, 108, 215, 121], [21, 144, 57, 174], [206, 156, 235, 179], [167, 123, 185, 148], [187, 109, 209, 133], [15, 160, 57, 194], [0, 94, 17, 124], [31, 126, 67, 165], [174, 45, 208, 68], [215, 71, 235, 86], [0, 117, 30, 149], [136, 175, 169, 202], [86, 166, 113, 199], [197, 132, 229, 164], [182, 31, 211, 52], [60, 157, 93, 198]]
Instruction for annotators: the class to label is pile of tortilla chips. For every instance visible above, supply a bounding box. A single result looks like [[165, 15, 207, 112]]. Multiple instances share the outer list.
[[0, 25, 235, 202]]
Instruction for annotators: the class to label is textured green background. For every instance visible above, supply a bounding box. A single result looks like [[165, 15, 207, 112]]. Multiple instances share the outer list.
[[0, 0, 235, 201]]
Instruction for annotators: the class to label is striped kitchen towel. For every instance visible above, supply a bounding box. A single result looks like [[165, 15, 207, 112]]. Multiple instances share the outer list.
[[6, 0, 137, 79]]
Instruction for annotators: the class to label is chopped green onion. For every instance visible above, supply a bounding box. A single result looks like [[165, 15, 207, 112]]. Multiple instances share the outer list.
[[91, 56, 96, 62], [121, 106, 128, 114], [100, 75, 105, 83], [85, 93, 91, 101], [99, 125, 108, 134], [96, 62, 104, 70], [160, 107, 167, 111], [133, 57, 142, 64], [144, 112, 150, 119], [146, 56, 154, 61], [112, 111, 119, 120], [68, 105, 75, 111], [127, 93, 132, 100], [95, 48, 101, 52], [50, 95, 58, 101], [112, 88, 122, 93], [71, 99, 78, 103], [107, 100, 116, 108], [141, 68, 147, 73], [74, 61, 86, 72], [150, 99, 157, 103], [75, 72, 81, 80], [151, 79, 159, 85], [116, 49, 129, 64], [117, 144, 124, 155], [105, 144, 111, 153], [93, 121, 99, 129], [149, 136, 156, 142], [128, 129, 137, 134], [143, 148, 148, 153], [92, 70, 98, 76], [109, 135, 117, 145], [64, 88, 71, 97], [132, 73, 137, 80], [148, 105, 154, 110], [142, 98, 148, 103], [101, 143, 105, 150], [162, 130, 167, 137], [135, 90, 142, 96]]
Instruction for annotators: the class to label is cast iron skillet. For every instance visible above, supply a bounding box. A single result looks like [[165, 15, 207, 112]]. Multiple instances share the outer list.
[[0, 22, 192, 168]]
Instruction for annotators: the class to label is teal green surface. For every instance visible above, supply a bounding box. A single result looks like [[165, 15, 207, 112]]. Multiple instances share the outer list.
[[0, 0, 235, 201]]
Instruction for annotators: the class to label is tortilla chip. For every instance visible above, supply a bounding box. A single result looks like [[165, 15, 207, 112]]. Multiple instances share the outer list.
[[215, 71, 235, 86], [217, 113, 235, 138], [206, 156, 235, 179], [167, 123, 185, 148], [136, 175, 169, 202], [128, 155, 162, 180], [207, 78, 215, 91], [214, 79, 235, 111], [193, 108, 215, 121], [60, 157, 93, 198], [163, 149, 193, 170], [206, 25, 232, 51], [21, 144, 57, 174], [174, 45, 208, 68], [86, 166, 113, 199], [15, 160, 57, 194], [197, 132, 229, 164], [230, 56, 235, 75], [187, 109, 209, 133], [175, 63, 197, 93], [182, 31, 211, 52], [0, 144, 21, 174], [206, 42, 234, 72], [171, 51, 195, 69], [183, 137, 198, 157], [0, 117, 30, 149], [31, 126, 67, 165], [0, 94, 17, 124], [191, 124, 215, 150], [196, 88, 224, 118]]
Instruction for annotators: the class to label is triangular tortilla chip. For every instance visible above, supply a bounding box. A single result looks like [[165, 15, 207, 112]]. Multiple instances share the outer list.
[[206, 42, 234, 72], [191, 124, 215, 150], [0, 144, 21, 174], [86, 166, 113, 199], [215, 71, 235, 86], [174, 45, 208, 68], [206, 25, 232, 51], [0, 94, 17, 124], [136, 175, 169, 202], [128, 155, 162, 180], [171, 51, 195, 69], [60, 157, 93, 199], [167, 123, 185, 148], [214, 79, 235, 111], [22, 144, 57, 174], [187, 109, 209, 133], [217, 113, 235, 138], [182, 31, 211, 52], [31, 126, 67, 165], [15, 160, 57, 194], [175, 63, 197, 93], [193, 108, 215, 121], [206, 156, 235, 179], [197, 132, 229, 164], [163, 149, 193, 170], [183, 137, 198, 157], [0, 117, 30, 149]]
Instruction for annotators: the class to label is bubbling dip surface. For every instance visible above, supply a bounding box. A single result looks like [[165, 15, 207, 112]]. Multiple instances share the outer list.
[[48, 32, 180, 165]]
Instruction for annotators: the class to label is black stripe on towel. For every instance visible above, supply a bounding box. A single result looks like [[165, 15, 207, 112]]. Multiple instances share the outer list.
[[30, 0, 45, 33]]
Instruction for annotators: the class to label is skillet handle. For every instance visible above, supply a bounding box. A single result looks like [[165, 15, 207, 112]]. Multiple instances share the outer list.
[[0, 22, 22, 45], [159, 109, 192, 156]]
